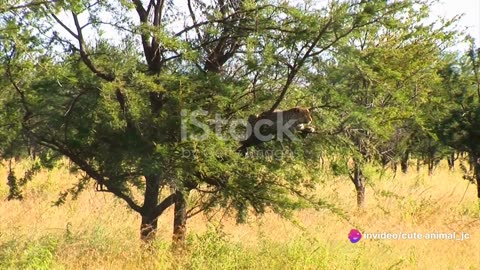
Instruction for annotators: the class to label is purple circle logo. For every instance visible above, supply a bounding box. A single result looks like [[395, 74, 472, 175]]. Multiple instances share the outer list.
[[348, 229, 362, 243]]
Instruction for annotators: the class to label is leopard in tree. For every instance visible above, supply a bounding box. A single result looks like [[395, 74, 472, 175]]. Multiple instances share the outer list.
[[237, 107, 316, 156]]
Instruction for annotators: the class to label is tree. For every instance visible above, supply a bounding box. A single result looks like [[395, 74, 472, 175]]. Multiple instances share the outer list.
[[304, 0, 457, 206], [435, 40, 480, 199], [1, 0, 424, 245]]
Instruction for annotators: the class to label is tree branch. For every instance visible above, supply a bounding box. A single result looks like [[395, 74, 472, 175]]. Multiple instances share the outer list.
[[49, 13, 79, 40], [152, 193, 177, 217], [63, 88, 91, 142], [268, 17, 333, 113], [4, 48, 32, 121], [0, 0, 55, 12], [186, 0, 203, 41], [132, 0, 157, 69], [132, 0, 147, 21], [63, 148, 143, 213], [25, 132, 143, 213], [71, 11, 114, 81]]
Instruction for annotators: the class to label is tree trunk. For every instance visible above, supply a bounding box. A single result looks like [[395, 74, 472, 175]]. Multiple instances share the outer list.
[[140, 214, 158, 242], [400, 151, 409, 174], [140, 175, 160, 241], [351, 162, 365, 208], [469, 153, 475, 173], [27, 133, 39, 160], [391, 162, 397, 174], [472, 153, 480, 199], [428, 160, 434, 176], [355, 183, 365, 208], [477, 181, 480, 200], [447, 152, 455, 171], [173, 190, 187, 248]]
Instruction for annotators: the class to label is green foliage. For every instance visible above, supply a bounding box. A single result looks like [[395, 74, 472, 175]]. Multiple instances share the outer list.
[[432, 39, 480, 182], [185, 229, 250, 269], [6, 168, 22, 200], [0, 235, 58, 270], [0, 0, 473, 243], [300, 0, 459, 177]]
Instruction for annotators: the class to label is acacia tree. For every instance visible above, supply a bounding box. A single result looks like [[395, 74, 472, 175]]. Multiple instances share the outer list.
[[304, 0, 457, 207], [435, 41, 480, 199], [1, 0, 442, 243]]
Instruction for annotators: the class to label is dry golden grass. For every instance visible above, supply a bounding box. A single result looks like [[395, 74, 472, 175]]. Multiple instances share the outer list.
[[0, 160, 479, 269]]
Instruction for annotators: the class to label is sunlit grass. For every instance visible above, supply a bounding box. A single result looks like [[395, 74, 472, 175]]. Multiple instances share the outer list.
[[0, 160, 479, 269]]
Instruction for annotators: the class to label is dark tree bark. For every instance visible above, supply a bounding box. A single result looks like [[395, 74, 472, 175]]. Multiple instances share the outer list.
[[477, 173, 480, 199], [391, 162, 398, 174], [472, 153, 480, 199], [173, 190, 187, 247], [355, 183, 365, 208], [426, 152, 439, 176], [469, 153, 475, 173], [350, 162, 365, 208], [400, 151, 409, 174], [428, 160, 434, 176], [447, 152, 455, 171], [140, 174, 161, 241], [476, 173, 480, 199], [140, 214, 158, 242]]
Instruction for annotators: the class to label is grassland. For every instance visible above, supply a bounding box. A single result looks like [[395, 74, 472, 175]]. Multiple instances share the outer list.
[[0, 161, 479, 270]]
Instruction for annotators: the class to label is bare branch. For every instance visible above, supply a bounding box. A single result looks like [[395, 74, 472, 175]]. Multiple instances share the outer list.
[[132, 0, 147, 22], [70, 11, 115, 81], [49, 13, 79, 40], [187, 0, 203, 41], [152, 0, 165, 27], [146, 0, 155, 15]]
